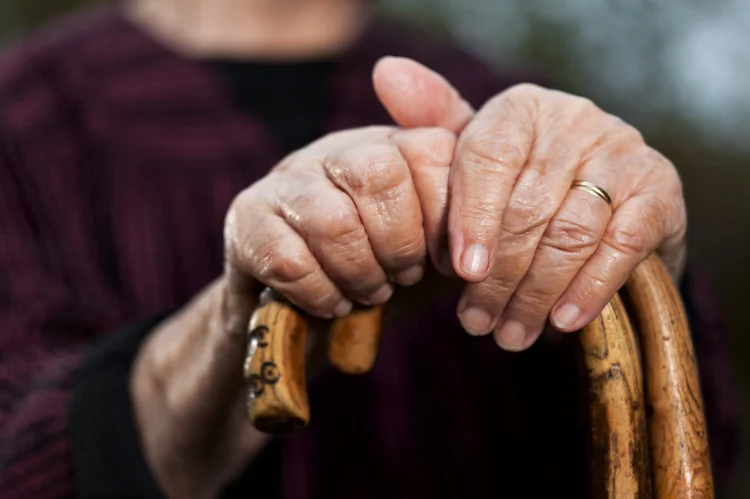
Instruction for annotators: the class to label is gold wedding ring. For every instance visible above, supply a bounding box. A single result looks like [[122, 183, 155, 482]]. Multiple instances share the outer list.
[[571, 180, 612, 205]]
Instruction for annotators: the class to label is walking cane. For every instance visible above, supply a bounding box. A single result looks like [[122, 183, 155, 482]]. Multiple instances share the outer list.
[[243, 254, 714, 498]]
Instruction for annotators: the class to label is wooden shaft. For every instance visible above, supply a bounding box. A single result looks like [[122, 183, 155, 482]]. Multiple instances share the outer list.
[[625, 254, 714, 498], [580, 292, 651, 499]]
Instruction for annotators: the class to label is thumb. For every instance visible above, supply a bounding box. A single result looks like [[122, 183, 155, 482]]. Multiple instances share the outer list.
[[373, 56, 475, 133]]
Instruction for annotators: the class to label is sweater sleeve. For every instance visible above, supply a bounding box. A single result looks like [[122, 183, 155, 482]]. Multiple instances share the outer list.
[[0, 129, 123, 498], [68, 313, 283, 499], [0, 146, 71, 496], [0, 131, 282, 498], [68, 315, 171, 499], [0, 346, 87, 498]]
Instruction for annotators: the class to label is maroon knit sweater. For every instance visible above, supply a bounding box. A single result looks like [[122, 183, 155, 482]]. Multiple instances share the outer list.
[[0, 4, 739, 498]]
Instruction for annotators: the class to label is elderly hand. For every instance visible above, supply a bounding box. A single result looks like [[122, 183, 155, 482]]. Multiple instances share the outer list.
[[375, 57, 687, 352], [131, 123, 457, 499], [223, 126, 457, 318]]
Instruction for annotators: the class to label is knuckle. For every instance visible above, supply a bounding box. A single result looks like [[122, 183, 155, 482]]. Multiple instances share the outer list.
[[305, 199, 363, 244], [369, 180, 409, 207], [483, 274, 521, 299], [503, 188, 556, 237], [500, 83, 546, 114], [224, 206, 241, 263], [666, 167, 684, 196], [225, 189, 263, 266], [555, 95, 602, 131], [419, 127, 457, 165], [462, 133, 526, 177], [362, 159, 407, 197], [513, 287, 555, 315], [502, 210, 550, 237], [385, 233, 425, 264], [326, 144, 408, 197], [605, 220, 651, 256], [250, 238, 315, 285], [672, 199, 687, 236], [329, 222, 369, 251], [284, 189, 369, 249], [543, 216, 600, 255], [653, 152, 683, 193], [282, 191, 316, 231], [576, 267, 610, 301], [638, 152, 685, 236], [620, 120, 645, 144], [460, 201, 500, 228], [304, 284, 340, 311], [335, 243, 374, 271], [506, 82, 545, 100], [602, 122, 645, 155], [429, 126, 458, 146], [570, 94, 598, 115]]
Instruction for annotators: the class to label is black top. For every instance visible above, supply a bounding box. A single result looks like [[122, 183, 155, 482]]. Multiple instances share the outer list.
[[68, 60, 337, 498], [211, 59, 338, 152]]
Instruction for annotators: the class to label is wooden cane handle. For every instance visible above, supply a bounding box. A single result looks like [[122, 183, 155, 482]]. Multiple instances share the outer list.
[[581, 292, 651, 498], [328, 305, 385, 374], [246, 288, 385, 433], [625, 254, 714, 498], [245, 288, 309, 433]]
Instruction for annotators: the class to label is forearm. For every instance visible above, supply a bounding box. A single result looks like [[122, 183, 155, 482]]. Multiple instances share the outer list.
[[131, 278, 269, 499]]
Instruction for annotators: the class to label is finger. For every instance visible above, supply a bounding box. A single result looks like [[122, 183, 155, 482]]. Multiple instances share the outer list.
[[391, 127, 457, 276], [223, 264, 263, 339], [550, 194, 667, 333], [373, 56, 475, 132], [223, 206, 264, 338], [324, 135, 427, 285], [276, 171, 393, 306], [228, 190, 352, 319], [641, 150, 688, 281], [448, 84, 537, 283], [491, 186, 612, 350], [454, 90, 621, 336]]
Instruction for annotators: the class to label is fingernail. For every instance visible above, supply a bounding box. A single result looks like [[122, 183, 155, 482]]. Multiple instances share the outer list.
[[459, 307, 494, 336], [461, 243, 489, 277], [333, 299, 353, 318], [368, 283, 394, 305], [396, 265, 424, 286], [553, 303, 580, 330], [495, 320, 526, 351]]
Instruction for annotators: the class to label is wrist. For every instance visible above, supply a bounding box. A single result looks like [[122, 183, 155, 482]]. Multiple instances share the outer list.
[[130, 278, 266, 498]]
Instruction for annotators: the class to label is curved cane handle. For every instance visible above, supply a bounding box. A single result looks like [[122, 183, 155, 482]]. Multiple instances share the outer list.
[[328, 305, 384, 374], [246, 288, 384, 433], [626, 254, 714, 497], [580, 292, 651, 498]]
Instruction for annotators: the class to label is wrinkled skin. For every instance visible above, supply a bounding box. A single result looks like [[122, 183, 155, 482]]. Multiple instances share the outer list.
[[225, 125, 457, 318], [131, 57, 686, 498], [374, 58, 686, 350]]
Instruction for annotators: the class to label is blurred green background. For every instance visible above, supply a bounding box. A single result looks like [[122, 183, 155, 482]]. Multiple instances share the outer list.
[[2, 0, 748, 495]]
